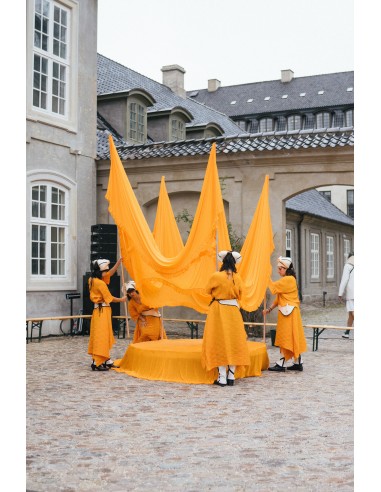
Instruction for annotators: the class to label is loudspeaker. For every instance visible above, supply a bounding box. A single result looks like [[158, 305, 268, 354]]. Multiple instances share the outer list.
[[83, 272, 121, 335], [90, 224, 118, 268]]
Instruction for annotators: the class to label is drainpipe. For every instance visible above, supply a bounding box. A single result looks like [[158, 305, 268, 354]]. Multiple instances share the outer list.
[[297, 214, 305, 301]]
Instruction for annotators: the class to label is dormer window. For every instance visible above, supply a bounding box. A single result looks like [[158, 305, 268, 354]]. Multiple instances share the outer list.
[[128, 100, 146, 143], [287, 115, 301, 131], [259, 118, 273, 132], [170, 117, 185, 141], [315, 112, 331, 129], [345, 109, 354, 127]]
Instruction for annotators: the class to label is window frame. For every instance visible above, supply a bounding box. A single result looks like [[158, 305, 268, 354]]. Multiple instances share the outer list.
[[259, 117, 274, 132], [326, 235, 335, 279], [315, 112, 331, 129], [286, 228, 292, 258], [287, 114, 302, 131], [169, 116, 186, 141], [310, 232, 320, 280], [345, 109, 354, 127], [26, 0, 79, 131], [127, 97, 147, 143], [347, 189, 354, 218], [27, 171, 77, 291], [344, 238, 351, 261]]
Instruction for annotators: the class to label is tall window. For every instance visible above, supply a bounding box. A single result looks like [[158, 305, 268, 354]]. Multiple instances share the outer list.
[[259, 118, 274, 132], [344, 238, 351, 261], [310, 233, 320, 279], [345, 109, 354, 127], [31, 183, 67, 276], [286, 229, 292, 258], [287, 115, 301, 131], [326, 236, 334, 279], [129, 102, 145, 143], [33, 0, 70, 116], [347, 189, 354, 218], [315, 112, 331, 129], [171, 118, 185, 141]]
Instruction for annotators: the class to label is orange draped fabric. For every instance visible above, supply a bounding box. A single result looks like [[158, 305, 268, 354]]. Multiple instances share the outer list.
[[106, 136, 231, 313], [237, 175, 275, 312], [152, 176, 184, 257]]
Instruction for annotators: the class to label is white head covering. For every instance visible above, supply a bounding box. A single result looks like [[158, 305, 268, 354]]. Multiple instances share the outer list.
[[93, 259, 110, 272], [124, 280, 136, 291], [277, 256, 292, 269], [217, 250, 242, 264]]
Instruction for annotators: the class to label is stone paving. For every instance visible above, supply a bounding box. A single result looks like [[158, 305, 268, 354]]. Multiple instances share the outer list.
[[26, 303, 353, 491]]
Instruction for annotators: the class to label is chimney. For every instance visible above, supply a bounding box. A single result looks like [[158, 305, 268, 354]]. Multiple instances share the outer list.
[[281, 69, 294, 83], [161, 64, 186, 98], [208, 79, 221, 92]]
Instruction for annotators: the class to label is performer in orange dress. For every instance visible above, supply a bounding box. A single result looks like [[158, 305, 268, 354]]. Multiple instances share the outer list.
[[87, 259, 127, 371], [201, 251, 250, 387], [263, 256, 307, 372], [125, 282, 167, 343]]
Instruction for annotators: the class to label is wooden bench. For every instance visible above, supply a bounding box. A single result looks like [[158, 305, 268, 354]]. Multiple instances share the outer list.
[[26, 316, 352, 351], [304, 324, 354, 351]]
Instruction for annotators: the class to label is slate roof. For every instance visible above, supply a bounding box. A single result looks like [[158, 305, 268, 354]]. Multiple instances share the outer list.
[[97, 54, 242, 136], [187, 71, 354, 117], [96, 127, 354, 160], [286, 189, 354, 226]]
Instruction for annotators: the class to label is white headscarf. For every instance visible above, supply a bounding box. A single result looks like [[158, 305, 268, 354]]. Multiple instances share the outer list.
[[217, 250, 242, 264], [277, 256, 292, 269]]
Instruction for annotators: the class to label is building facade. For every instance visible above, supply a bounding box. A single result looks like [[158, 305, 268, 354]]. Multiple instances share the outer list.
[[26, 0, 98, 332]]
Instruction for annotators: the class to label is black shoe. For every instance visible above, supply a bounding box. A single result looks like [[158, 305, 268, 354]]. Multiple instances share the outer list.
[[268, 364, 286, 372], [342, 333, 349, 339], [103, 361, 116, 368], [91, 363, 109, 371], [287, 363, 303, 372], [227, 379, 235, 386], [213, 379, 227, 387]]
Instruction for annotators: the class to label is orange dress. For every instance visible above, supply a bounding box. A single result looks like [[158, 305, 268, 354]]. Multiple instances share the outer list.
[[129, 299, 167, 343], [201, 271, 250, 371], [268, 275, 307, 361], [87, 277, 115, 364]]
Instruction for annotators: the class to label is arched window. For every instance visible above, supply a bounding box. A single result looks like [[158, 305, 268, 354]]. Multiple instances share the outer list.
[[31, 183, 68, 276], [27, 172, 76, 289]]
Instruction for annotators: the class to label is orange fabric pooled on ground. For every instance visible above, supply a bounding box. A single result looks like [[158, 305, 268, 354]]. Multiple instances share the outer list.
[[113, 339, 269, 384]]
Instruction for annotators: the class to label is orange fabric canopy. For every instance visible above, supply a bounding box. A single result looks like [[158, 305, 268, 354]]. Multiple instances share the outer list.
[[105, 136, 273, 314], [106, 136, 230, 313]]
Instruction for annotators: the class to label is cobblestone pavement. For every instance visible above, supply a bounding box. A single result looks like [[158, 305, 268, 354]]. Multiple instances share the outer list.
[[26, 303, 353, 491]]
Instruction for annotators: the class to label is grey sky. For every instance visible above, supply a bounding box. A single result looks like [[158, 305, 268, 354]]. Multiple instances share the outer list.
[[97, 0, 354, 90]]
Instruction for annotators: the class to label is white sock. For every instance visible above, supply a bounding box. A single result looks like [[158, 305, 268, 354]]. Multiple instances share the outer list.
[[275, 357, 285, 367], [293, 356, 303, 364], [218, 366, 227, 384], [227, 365, 236, 380]]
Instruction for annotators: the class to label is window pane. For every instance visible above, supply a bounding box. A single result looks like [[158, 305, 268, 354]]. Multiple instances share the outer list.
[[40, 226, 46, 241], [58, 228, 65, 242], [51, 243, 57, 258], [32, 242, 38, 257], [40, 203, 46, 218], [59, 260, 65, 275], [40, 242, 46, 258], [32, 259, 39, 275], [51, 227, 57, 242], [40, 260, 46, 275], [51, 260, 57, 275], [32, 202, 39, 217], [32, 225, 38, 241]]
